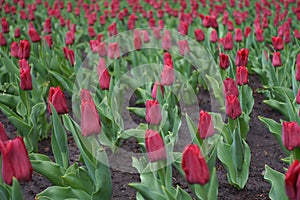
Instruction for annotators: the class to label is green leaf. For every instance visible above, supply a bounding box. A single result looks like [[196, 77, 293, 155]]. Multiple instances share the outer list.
[[264, 165, 288, 200], [0, 49, 19, 75], [175, 186, 193, 200], [185, 114, 200, 146], [207, 167, 218, 200], [11, 178, 23, 200], [128, 183, 166, 200], [36, 186, 90, 199], [0, 185, 9, 200], [127, 107, 146, 118], [263, 100, 288, 118], [0, 93, 19, 109]]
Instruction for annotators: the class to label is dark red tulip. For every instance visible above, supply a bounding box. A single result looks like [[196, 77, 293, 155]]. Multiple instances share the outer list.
[[44, 35, 53, 48], [0, 33, 7, 46], [18, 40, 30, 60], [294, 30, 300, 39], [0, 137, 33, 185], [97, 58, 110, 90], [133, 30, 142, 50], [178, 21, 188, 36], [223, 78, 239, 97], [98, 42, 107, 57], [141, 30, 150, 43], [108, 42, 120, 59], [161, 57, 174, 86], [210, 29, 218, 43], [10, 42, 19, 58], [153, 28, 162, 39], [43, 17, 52, 34], [1, 18, 9, 33], [89, 40, 99, 53], [67, 49, 75, 66], [272, 36, 284, 51], [296, 89, 300, 104], [48, 86, 68, 115], [236, 66, 248, 85], [59, 17, 65, 27], [272, 51, 282, 67], [88, 27, 96, 38], [127, 18, 135, 30], [202, 15, 211, 28], [285, 160, 300, 200], [234, 28, 243, 42], [244, 26, 251, 38], [149, 18, 156, 27], [28, 28, 41, 42], [227, 20, 234, 31], [284, 31, 291, 44], [0, 123, 8, 141], [282, 121, 300, 151], [219, 53, 230, 70], [108, 22, 117, 36], [19, 59, 32, 90], [145, 129, 166, 162], [235, 48, 249, 66], [182, 144, 210, 185], [162, 30, 172, 51], [100, 15, 106, 25], [255, 29, 264, 42], [223, 32, 233, 50], [146, 99, 162, 125], [65, 31, 75, 45], [178, 40, 190, 56], [151, 82, 164, 99], [225, 95, 242, 119], [198, 110, 214, 139], [194, 29, 205, 42], [80, 89, 101, 137], [14, 28, 20, 38]]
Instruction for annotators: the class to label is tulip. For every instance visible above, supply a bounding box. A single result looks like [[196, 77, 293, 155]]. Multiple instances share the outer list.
[[0, 123, 8, 141], [178, 21, 188, 36], [66, 49, 75, 66], [235, 48, 249, 66], [255, 29, 264, 42], [28, 28, 41, 42], [194, 29, 205, 42], [234, 28, 243, 42], [133, 30, 142, 50], [108, 42, 120, 59], [14, 28, 20, 38], [282, 121, 300, 151], [161, 60, 175, 86], [153, 28, 162, 39], [1, 18, 9, 33], [98, 42, 107, 57], [141, 30, 150, 43], [145, 129, 166, 162], [202, 15, 211, 28], [80, 89, 101, 137], [285, 160, 300, 200], [19, 59, 32, 90], [18, 40, 30, 59], [198, 110, 214, 139], [210, 29, 218, 43], [225, 95, 242, 119], [0, 33, 7, 46], [294, 30, 300, 39], [272, 36, 284, 51], [244, 26, 251, 38], [227, 20, 234, 31], [223, 32, 233, 50], [97, 58, 110, 90], [65, 31, 74, 45], [236, 66, 248, 85], [89, 40, 99, 53], [296, 89, 300, 104], [151, 82, 164, 99], [0, 137, 33, 185], [272, 51, 282, 67], [182, 144, 210, 185], [223, 78, 239, 97], [10, 42, 19, 58], [48, 86, 68, 115], [178, 40, 190, 56], [219, 53, 229, 70], [44, 35, 53, 48], [88, 27, 96, 38], [148, 18, 156, 27], [162, 30, 172, 51], [145, 99, 162, 125], [43, 17, 52, 34]]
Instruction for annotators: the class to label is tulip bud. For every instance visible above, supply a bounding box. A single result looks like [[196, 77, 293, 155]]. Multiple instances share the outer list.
[[272, 51, 282, 67], [145, 129, 166, 162], [178, 21, 188, 36], [88, 26, 96, 38], [178, 40, 190, 56], [10, 42, 19, 58], [236, 66, 248, 85], [133, 30, 142, 50], [28, 28, 41, 42], [282, 121, 300, 151], [285, 160, 300, 200], [234, 28, 243, 42], [225, 94, 242, 119], [151, 82, 164, 99], [255, 29, 264, 42], [219, 53, 229, 70], [235, 48, 249, 66], [0, 137, 33, 185], [244, 26, 251, 38], [210, 29, 218, 43], [43, 17, 52, 34], [294, 30, 300, 39], [141, 30, 150, 43], [0, 33, 7, 46], [223, 78, 239, 97], [145, 99, 162, 125], [19, 59, 32, 90], [97, 58, 110, 90], [182, 144, 210, 185], [161, 60, 175, 86], [48, 86, 68, 115], [44, 35, 53, 48], [18, 40, 30, 60], [80, 89, 101, 137], [272, 36, 284, 51], [0, 123, 8, 142], [108, 42, 120, 59], [162, 30, 172, 51], [223, 32, 233, 50], [194, 29, 205, 42], [198, 110, 214, 139]]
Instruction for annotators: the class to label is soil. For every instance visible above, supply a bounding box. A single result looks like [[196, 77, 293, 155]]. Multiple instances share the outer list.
[[0, 74, 287, 200]]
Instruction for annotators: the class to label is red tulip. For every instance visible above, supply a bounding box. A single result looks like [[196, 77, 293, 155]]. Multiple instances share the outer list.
[[223, 32, 233, 50], [178, 40, 190, 56], [89, 40, 99, 53], [235, 48, 249, 66], [43, 17, 52, 34], [148, 18, 156, 27], [272, 36, 284, 51], [100, 15, 106, 25], [294, 30, 300, 39], [98, 42, 107, 57], [145, 129, 166, 162], [65, 31, 75, 45], [0, 33, 7, 46], [296, 89, 300, 104], [202, 15, 211, 28], [225, 95, 242, 119], [282, 121, 300, 151], [223, 78, 239, 97], [28, 28, 41, 42], [0, 123, 8, 141], [162, 30, 172, 51], [236, 66, 248, 85], [108, 22, 118, 37], [108, 42, 120, 59], [244, 26, 251, 38], [97, 58, 110, 90], [285, 160, 300, 200], [272, 51, 282, 67], [182, 144, 210, 185], [194, 29, 205, 42], [80, 89, 101, 137], [284, 31, 291, 44], [18, 40, 30, 59], [178, 21, 188, 36], [198, 110, 214, 139], [161, 58, 175, 86], [44, 35, 53, 48], [141, 30, 150, 43], [255, 29, 264, 42], [133, 30, 142, 50], [151, 82, 164, 99], [219, 53, 229, 70], [48, 86, 68, 115], [234, 28, 243, 42], [19, 59, 32, 90], [0, 137, 33, 185], [88, 27, 96, 38], [227, 20, 234, 31], [210, 29, 218, 43], [10, 42, 19, 58], [1, 18, 9, 33], [146, 99, 162, 125], [153, 28, 162, 39], [14, 28, 20, 38]]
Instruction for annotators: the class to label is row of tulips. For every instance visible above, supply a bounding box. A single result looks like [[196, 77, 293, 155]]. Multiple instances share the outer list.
[[1, 0, 300, 199]]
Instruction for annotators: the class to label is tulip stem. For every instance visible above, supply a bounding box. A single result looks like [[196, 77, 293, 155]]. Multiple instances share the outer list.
[[293, 148, 300, 162]]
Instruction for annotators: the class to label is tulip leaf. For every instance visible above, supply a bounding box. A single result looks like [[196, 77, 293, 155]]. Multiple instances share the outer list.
[[0, 93, 19, 109], [0, 49, 19, 75], [128, 183, 166, 200], [0, 185, 9, 200], [264, 165, 288, 200], [175, 185, 192, 200], [185, 113, 201, 146], [162, 186, 177, 200], [263, 100, 288, 119], [49, 70, 73, 93], [36, 186, 90, 199], [127, 107, 146, 118], [11, 178, 23, 200], [207, 167, 218, 200], [205, 75, 224, 108], [239, 85, 254, 116]]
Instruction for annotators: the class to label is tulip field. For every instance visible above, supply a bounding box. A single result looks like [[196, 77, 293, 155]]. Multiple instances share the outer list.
[[1, 0, 300, 199]]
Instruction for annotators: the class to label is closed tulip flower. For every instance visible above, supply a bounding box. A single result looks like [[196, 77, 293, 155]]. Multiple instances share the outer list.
[[97, 58, 110, 90], [282, 121, 300, 151], [43, 17, 52, 34], [145, 129, 166, 162], [194, 29, 205, 42], [10, 42, 19, 58], [151, 82, 164, 99], [255, 29, 264, 42], [0, 136, 33, 185], [235, 48, 249, 66], [223, 32, 233, 50], [145, 99, 162, 125], [219, 53, 229, 70], [162, 30, 172, 51], [178, 40, 190, 56], [0, 33, 7, 46], [44, 35, 53, 48], [19, 59, 32, 90], [236, 66, 248, 85], [18, 40, 30, 59], [285, 160, 300, 200], [272, 36, 284, 51], [80, 89, 102, 137], [272, 51, 282, 67], [108, 42, 120, 59], [48, 86, 68, 115], [223, 78, 239, 97], [225, 94, 242, 119], [28, 28, 41, 42], [161, 59, 175, 86], [98, 42, 107, 57], [14, 28, 20, 38], [234, 28, 243, 42], [210, 29, 218, 43], [182, 144, 210, 185], [1, 18, 9, 33], [244, 26, 251, 38], [0, 123, 8, 141], [133, 30, 142, 50], [198, 110, 214, 139]]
